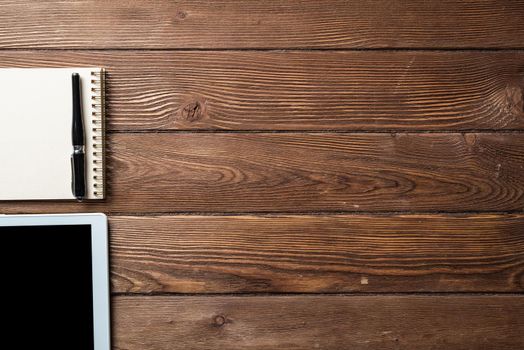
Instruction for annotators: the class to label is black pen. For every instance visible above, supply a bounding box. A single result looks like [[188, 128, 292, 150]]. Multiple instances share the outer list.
[[71, 73, 86, 200]]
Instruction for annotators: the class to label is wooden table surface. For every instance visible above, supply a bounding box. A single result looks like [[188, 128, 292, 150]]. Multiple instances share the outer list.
[[2, 1, 524, 349]]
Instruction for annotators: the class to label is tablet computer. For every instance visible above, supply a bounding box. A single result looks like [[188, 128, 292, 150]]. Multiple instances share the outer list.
[[0, 213, 110, 350]]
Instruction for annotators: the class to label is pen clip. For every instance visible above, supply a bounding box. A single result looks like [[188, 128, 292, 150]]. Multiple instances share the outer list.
[[71, 154, 76, 198]]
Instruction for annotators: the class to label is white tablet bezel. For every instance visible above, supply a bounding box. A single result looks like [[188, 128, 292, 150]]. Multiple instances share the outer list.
[[0, 213, 110, 350]]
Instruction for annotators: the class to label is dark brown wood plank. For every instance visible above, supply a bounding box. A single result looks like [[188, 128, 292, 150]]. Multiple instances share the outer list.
[[110, 214, 524, 293], [1, 51, 523, 131], [2, 1, 524, 49], [1, 133, 523, 213], [113, 295, 524, 350]]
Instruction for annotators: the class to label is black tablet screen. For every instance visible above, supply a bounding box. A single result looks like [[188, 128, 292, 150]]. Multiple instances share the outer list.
[[0, 225, 94, 349]]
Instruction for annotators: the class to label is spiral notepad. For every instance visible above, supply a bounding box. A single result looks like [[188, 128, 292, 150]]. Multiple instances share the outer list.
[[0, 68, 106, 200]]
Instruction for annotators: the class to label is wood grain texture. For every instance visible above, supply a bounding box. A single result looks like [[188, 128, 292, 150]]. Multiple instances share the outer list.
[[113, 295, 524, 350], [3, 0, 524, 347], [110, 214, 524, 293], [1, 1, 524, 49], [1, 133, 523, 213], [1, 51, 523, 131]]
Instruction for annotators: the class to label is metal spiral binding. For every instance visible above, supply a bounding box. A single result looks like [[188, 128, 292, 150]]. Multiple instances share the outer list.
[[90, 69, 105, 198]]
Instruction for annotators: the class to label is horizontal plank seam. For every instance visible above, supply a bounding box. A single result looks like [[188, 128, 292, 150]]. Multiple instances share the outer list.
[[109, 130, 524, 134], [112, 292, 524, 297], [2, 48, 524, 52], [101, 210, 524, 216]]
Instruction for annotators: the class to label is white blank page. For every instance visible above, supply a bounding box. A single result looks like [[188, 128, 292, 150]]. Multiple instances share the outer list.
[[0, 68, 96, 200]]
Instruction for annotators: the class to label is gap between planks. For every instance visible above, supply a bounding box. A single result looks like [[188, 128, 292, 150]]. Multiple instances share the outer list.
[[111, 292, 524, 297], [108, 130, 524, 134], [2, 48, 524, 52]]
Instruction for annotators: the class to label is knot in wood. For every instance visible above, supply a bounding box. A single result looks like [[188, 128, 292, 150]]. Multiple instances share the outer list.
[[504, 82, 523, 115], [176, 10, 187, 19], [464, 133, 476, 146], [213, 315, 226, 327], [181, 101, 203, 122]]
